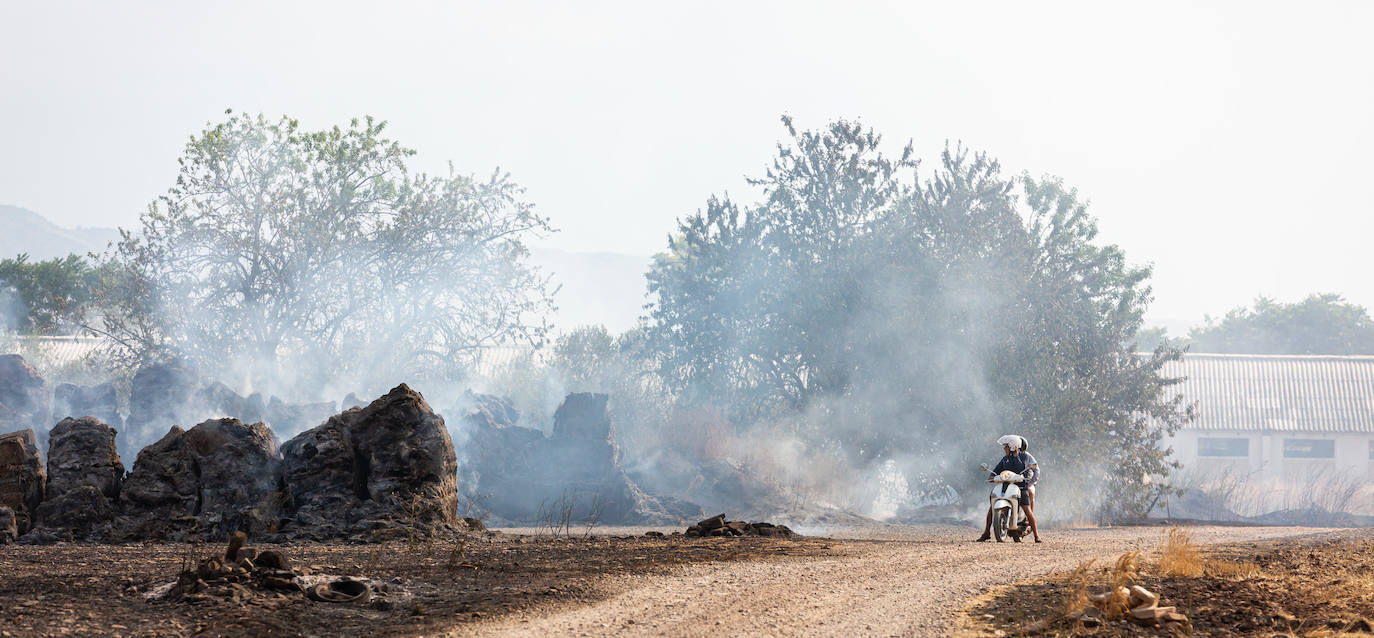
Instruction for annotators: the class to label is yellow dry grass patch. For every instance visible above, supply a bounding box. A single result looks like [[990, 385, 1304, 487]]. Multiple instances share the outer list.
[[1205, 558, 1261, 579], [1158, 526, 1204, 577]]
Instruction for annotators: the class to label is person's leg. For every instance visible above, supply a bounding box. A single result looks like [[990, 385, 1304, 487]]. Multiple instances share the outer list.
[[1026, 497, 1040, 542], [977, 507, 992, 541]]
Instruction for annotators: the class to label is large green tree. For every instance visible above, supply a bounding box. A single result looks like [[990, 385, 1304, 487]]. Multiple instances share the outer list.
[[96, 111, 553, 395], [645, 117, 1190, 519], [1187, 294, 1374, 354]]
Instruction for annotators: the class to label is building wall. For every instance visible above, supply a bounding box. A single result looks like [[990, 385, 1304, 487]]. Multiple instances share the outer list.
[[1166, 429, 1374, 515]]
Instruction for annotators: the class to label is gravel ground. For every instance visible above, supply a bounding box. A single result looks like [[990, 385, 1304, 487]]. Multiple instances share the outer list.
[[451, 524, 1345, 638]]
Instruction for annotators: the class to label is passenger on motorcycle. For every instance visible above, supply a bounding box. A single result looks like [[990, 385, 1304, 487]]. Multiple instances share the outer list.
[[976, 435, 1041, 543]]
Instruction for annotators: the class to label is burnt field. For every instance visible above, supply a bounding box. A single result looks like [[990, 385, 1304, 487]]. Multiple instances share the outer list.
[[0, 523, 1364, 637], [0, 531, 840, 637], [963, 527, 1374, 637]]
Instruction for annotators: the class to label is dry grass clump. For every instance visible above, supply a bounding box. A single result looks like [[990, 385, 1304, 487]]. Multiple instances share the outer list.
[[1060, 559, 1096, 618], [1205, 559, 1260, 579], [1103, 552, 1139, 620], [1158, 526, 1203, 577]]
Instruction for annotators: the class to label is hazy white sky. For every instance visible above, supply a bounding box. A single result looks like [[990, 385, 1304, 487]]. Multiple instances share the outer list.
[[1, 1, 1370, 329]]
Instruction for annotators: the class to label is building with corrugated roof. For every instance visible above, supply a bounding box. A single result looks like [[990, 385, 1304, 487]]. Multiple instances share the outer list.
[[1160, 353, 1374, 515]]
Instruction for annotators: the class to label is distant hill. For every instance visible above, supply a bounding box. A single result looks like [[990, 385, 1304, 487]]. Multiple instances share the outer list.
[[0, 204, 122, 261]]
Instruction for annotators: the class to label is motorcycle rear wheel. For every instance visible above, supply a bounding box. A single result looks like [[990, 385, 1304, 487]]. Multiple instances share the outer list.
[[992, 508, 1008, 542]]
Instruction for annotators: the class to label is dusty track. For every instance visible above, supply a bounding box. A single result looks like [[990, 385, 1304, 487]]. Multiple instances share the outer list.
[[452, 525, 1341, 637]]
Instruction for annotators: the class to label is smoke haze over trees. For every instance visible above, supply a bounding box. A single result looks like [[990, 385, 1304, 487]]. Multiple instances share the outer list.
[[91, 111, 554, 397], [0, 112, 1202, 522], [643, 117, 1192, 519]]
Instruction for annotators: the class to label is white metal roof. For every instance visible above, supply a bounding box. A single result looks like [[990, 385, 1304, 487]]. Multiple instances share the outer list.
[[1162, 354, 1374, 434]]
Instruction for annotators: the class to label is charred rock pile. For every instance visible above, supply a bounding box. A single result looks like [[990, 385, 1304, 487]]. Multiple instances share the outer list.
[[459, 391, 694, 525], [0, 351, 702, 540], [0, 383, 467, 544], [280, 383, 459, 540], [683, 513, 795, 538], [0, 428, 44, 537], [119, 417, 282, 540], [0, 355, 50, 445], [33, 417, 123, 538]]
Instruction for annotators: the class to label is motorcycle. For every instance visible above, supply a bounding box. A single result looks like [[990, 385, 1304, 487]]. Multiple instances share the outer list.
[[980, 463, 1030, 542]]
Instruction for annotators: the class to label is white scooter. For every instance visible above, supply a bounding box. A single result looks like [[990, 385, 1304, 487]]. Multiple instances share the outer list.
[[980, 464, 1030, 542]]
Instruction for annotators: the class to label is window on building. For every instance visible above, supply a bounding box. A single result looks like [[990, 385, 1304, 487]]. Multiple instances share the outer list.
[[1283, 439, 1335, 459], [1198, 437, 1249, 457]]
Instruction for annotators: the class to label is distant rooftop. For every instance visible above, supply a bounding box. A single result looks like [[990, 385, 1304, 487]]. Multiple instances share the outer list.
[[1163, 353, 1374, 434]]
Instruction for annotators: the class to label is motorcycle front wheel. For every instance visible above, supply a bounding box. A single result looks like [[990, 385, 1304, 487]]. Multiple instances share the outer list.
[[992, 508, 1008, 542]]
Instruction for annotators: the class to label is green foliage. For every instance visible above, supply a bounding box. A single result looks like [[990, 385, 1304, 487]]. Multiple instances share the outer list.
[[0, 253, 103, 334], [96, 111, 554, 393], [645, 117, 1191, 519], [1187, 294, 1374, 354]]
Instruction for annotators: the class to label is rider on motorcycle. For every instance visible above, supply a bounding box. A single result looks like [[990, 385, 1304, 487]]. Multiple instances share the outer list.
[[976, 434, 1041, 543]]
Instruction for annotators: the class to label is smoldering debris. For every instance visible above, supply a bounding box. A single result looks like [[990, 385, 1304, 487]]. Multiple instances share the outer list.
[[0, 354, 49, 446], [148, 532, 412, 610], [456, 391, 698, 525], [1, 383, 475, 544], [0, 350, 847, 541]]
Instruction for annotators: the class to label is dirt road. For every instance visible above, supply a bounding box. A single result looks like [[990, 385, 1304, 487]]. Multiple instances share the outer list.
[[452, 524, 1340, 637]]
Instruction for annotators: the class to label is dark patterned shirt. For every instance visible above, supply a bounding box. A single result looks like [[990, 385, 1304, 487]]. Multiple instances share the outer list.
[[990, 451, 1038, 487]]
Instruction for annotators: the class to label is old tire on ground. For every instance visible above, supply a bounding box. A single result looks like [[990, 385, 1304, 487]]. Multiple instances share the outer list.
[[308, 579, 372, 603]]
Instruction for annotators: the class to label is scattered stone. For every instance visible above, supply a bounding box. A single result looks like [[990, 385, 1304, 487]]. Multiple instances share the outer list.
[[1128, 584, 1158, 608], [1071, 581, 1188, 631]]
